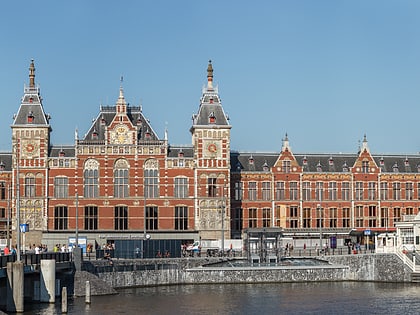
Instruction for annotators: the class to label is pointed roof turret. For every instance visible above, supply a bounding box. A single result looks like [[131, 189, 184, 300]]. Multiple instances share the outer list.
[[281, 133, 290, 152], [190, 61, 231, 130], [12, 60, 50, 127], [361, 134, 369, 153]]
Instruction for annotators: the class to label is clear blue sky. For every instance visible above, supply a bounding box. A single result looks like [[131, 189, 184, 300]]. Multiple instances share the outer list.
[[1, 1, 420, 154]]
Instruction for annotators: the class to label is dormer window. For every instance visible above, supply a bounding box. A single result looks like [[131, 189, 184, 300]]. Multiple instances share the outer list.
[[316, 161, 322, 172], [137, 117, 142, 125], [100, 115, 106, 125], [29, 97, 33, 103], [405, 158, 410, 167], [302, 157, 308, 165], [145, 130, 151, 140], [392, 162, 399, 173], [248, 156, 254, 165], [0, 161, 5, 171], [59, 149, 65, 157], [27, 111, 34, 123], [262, 161, 269, 172], [342, 162, 349, 172], [236, 162, 241, 171], [209, 112, 216, 124], [417, 164, 420, 173], [92, 129, 98, 140], [209, 97, 214, 104], [329, 157, 334, 166], [178, 150, 184, 158], [380, 158, 384, 166]]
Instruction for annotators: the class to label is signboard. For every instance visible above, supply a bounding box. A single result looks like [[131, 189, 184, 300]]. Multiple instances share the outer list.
[[68, 236, 87, 253], [364, 230, 372, 236], [19, 224, 29, 233]]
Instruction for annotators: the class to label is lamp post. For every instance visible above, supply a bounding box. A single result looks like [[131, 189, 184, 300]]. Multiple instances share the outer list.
[[317, 203, 322, 254]]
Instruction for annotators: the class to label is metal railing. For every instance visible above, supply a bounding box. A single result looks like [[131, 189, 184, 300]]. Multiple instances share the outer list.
[[0, 252, 72, 269]]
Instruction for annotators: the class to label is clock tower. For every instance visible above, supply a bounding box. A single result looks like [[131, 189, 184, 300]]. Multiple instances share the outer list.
[[191, 61, 232, 241], [11, 60, 51, 246]]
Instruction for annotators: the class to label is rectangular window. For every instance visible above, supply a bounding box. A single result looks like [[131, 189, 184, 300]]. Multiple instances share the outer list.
[[302, 182, 311, 201], [380, 182, 388, 200], [282, 160, 291, 173], [393, 182, 401, 200], [175, 206, 188, 230], [329, 207, 337, 228], [316, 205, 324, 228], [84, 169, 99, 198], [303, 207, 311, 228], [355, 205, 363, 227], [406, 182, 414, 200], [328, 182, 337, 201], [368, 205, 377, 227], [368, 182, 376, 201], [381, 207, 389, 228], [25, 177, 35, 198], [114, 169, 128, 198], [355, 182, 363, 201], [84, 206, 98, 230], [315, 182, 324, 201], [145, 169, 159, 198], [54, 206, 68, 230], [248, 208, 257, 228], [114, 206, 128, 230], [289, 182, 298, 201], [174, 177, 188, 198], [362, 161, 369, 173], [146, 206, 158, 230], [208, 178, 217, 197], [289, 206, 298, 228], [232, 208, 243, 232], [54, 177, 68, 198], [262, 208, 271, 227], [341, 182, 350, 201], [262, 182, 271, 201], [275, 182, 285, 200], [248, 182, 257, 201], [234, 182, 243, 201], [0, 182, 6, 200], [393, 207, 401, 223], [342, 207, 350, 228]]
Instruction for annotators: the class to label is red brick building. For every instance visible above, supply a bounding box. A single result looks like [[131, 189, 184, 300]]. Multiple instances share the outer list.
[[0, 60, 419, 250]]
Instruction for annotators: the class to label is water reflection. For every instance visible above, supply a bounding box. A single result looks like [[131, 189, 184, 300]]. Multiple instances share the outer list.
[[23, 282, 420, 315]]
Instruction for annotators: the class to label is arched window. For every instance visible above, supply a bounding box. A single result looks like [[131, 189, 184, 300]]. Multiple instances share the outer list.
[[114, 159, 129, 198], [144, 159, 159, 198], [24, 173, 35, 197], [84, 159, 99, 198]]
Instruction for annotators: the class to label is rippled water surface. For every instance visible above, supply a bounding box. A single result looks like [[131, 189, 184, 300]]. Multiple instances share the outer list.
[[23, 282, 420, 315]]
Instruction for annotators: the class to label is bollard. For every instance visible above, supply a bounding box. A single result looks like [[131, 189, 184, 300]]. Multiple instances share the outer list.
[[61, 287, 67, 313], [85, 280, 91, 304]]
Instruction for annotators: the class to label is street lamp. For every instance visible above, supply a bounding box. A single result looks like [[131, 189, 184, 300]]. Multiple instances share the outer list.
[[317, 203, 322, 254]]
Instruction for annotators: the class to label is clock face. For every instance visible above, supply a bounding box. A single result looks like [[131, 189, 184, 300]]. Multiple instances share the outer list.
[[22, 140, 39, 158], [204, 140, 221, 158], [111, 125, 131, 144]]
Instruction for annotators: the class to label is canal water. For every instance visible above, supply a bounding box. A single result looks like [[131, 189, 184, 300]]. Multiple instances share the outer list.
[[24, 282, 420, 314]]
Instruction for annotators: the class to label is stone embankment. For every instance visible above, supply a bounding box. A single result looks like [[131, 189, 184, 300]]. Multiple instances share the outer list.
[[74, 254, 412, 296]]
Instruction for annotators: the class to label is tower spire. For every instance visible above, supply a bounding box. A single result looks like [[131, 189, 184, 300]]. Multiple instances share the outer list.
[[29, 59, 35, 88], [207, 60, 213, 89]]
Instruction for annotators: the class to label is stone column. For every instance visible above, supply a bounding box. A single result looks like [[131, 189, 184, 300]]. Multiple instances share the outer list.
[[6, 261, 24, 313], [40, 259, 56, 303]]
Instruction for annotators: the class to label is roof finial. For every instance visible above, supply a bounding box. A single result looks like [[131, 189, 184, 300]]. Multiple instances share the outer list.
[[29, 59, 35, 88], [362, 134, 369, 152], [207, 60, 213, 89]]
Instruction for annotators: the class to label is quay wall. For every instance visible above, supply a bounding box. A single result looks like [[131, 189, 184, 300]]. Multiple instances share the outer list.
[[78, 254, 412, 294]]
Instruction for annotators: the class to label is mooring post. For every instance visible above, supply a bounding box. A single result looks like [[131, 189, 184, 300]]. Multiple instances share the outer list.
[[40, 259, 56, 303], [85, 280, 91, 304], [61, 286, 68, 313]]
